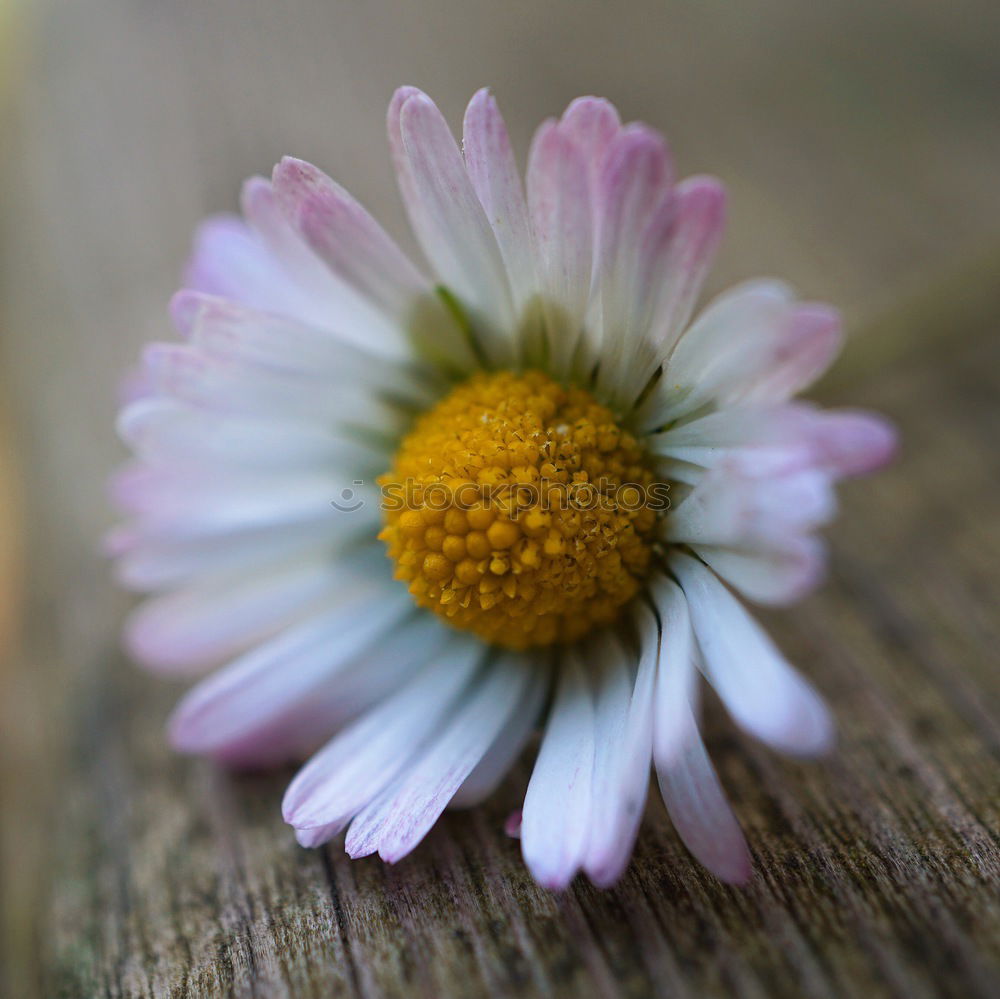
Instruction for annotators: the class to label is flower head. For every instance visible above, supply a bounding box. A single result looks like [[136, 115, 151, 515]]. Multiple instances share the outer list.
[[109, 87, 896, 888]]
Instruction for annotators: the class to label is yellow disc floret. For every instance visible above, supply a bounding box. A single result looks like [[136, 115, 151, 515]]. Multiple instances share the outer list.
[[379, 371, 659, 649]]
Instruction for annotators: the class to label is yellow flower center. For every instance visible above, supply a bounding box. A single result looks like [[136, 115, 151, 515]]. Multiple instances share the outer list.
[[379, 371, 660, 649]]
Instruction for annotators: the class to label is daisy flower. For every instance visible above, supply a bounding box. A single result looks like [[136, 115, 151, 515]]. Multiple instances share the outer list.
[[109, 87, 896, 888]]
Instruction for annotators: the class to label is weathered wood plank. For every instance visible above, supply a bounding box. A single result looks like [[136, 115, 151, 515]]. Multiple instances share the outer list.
[[3, 0, 1000, 995], [27, 326, 1000, 998]]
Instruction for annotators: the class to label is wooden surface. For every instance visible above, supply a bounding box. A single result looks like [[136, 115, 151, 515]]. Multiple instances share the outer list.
[[2, 1, 1000, 996]]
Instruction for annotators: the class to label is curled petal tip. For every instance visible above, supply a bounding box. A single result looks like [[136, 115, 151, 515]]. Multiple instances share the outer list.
[[714, 850, 754, 886], [168, 289, 203, 336], [683, 175, 729, 219], [503, 810, 522, 838], [856, 414, 899, 474], [271, 156, 320, 193], [391, 84, 424, 103]]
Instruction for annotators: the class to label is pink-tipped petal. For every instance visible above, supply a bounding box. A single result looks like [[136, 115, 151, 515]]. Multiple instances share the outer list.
[[642, 284, 846, 429], [594, 125, 674, 402], [526, 120, 594, 376], [181, 215, 329, 327], [238, 175, 370, 334], [387, 85, 425, 221], [644, 176, 727, 356], [809, 409, 898, 477], [637, 279, 794, 430], [295, 823, 344, 849], [598, 125, 673, 271], [558, 96, 622, 184], [169, 289, 202, 337], [110, 461, 379, 540], [395, 91, 515, 363], [735, 304, 843, 405], [114, 511, 375, 592], [648, 402, 896, 485], [270, 157, 428, 359], [601, 175, 727, 409], [182, 215, 274, 304], [463, 89, 536, 314], [178, 291, 433, 406], [504, 811, 523, 838], [666, 464, 837, 551], [648, 402, 822, 474]]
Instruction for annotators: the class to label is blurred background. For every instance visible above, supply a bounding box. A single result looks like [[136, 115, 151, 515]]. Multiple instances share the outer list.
[[1, 0, 999, 995]]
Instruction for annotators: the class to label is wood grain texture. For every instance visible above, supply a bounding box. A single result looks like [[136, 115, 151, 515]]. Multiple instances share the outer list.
[[31, 327, 1000, 999], [2, 0, 1000, 996]]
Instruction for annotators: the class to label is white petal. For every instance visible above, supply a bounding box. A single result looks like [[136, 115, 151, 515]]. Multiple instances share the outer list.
[[450, 651, 550, 808], [284, 634, 483, 835], [112, 511, 378, 591], [648, 403, 897, 485], [583, 619, 656, 887], [177, 291, 436, 406], [646, 575, 699, 766], [139, 342, 404, 436], [647, 575, 752, 883], [693, 537, 826, 607], [240, 175, 392, 336], [110, 462, 379, 526], [593, 125, 674, 405], [656, 731, 752, 885], [639, 284, 844, 429], [635, 279, 794, 430], [124, 556, 350, 674], [117, 397, 387, 474], [665, 464, 836, 551], [182, 215, 327, 325], [393, 89, 515, 365], [526, 119, 595, 378], [168, 567, 412, 755], [271, 158, 426, 326], [203, 613, 452, 770], [520, 651, 595, 890], [462, 89, 536, 317], [670, 551, 835, 756], [558, 97, 621, 182], [348, 653, 533, 863]]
